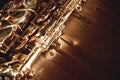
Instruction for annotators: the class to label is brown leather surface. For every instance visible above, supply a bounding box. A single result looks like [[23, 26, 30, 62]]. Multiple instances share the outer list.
[[31, 0, 120, 80], [0, 0, 119, 80]]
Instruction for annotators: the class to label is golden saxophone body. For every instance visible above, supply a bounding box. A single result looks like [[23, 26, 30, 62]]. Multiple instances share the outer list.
[[0, 0, 85, 79]]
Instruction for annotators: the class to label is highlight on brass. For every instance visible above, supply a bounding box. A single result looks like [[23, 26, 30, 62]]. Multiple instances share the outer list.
[[0, 0, 85, 79]]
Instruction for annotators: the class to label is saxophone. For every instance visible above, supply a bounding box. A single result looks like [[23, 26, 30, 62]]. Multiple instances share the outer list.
[[0, 0, 86, 79]]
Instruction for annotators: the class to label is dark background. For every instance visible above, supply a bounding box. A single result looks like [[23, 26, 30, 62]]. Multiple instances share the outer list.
[[0, 0, 9, 9], [0, 0, 120, 80]]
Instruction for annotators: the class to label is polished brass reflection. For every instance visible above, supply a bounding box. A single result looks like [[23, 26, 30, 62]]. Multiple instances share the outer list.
[[0, 0, 86, 79]]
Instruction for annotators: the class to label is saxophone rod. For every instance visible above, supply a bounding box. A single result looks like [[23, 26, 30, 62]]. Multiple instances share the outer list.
[[19, 10, 74, 74], [18, 0, 83, 75]]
